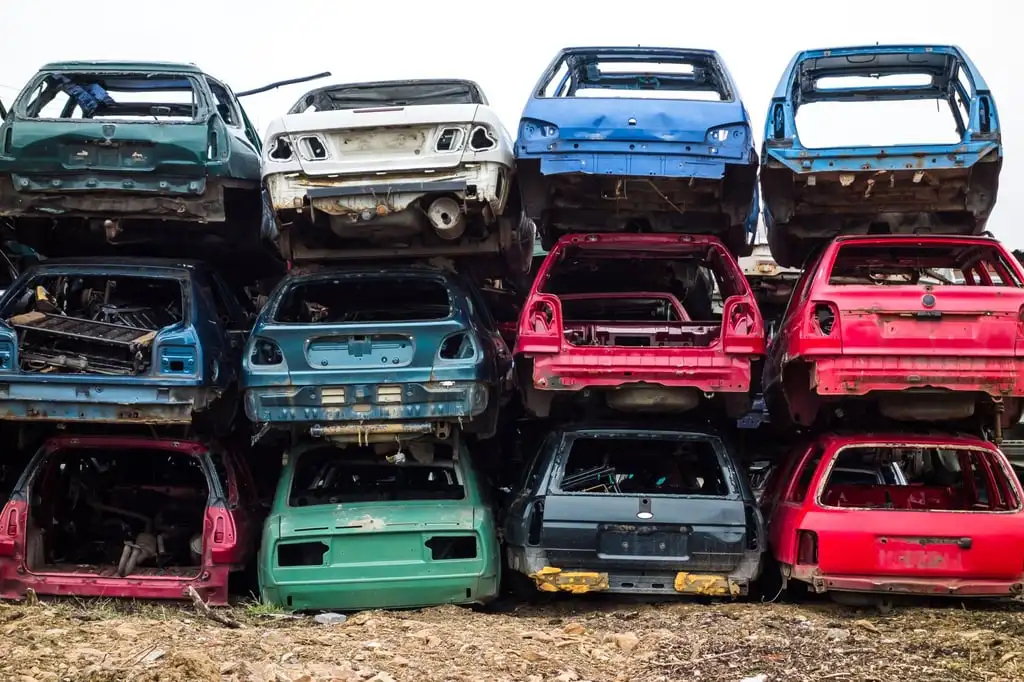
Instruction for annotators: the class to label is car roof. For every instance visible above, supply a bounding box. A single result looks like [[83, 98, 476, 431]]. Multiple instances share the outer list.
[[38, 60, 205, 74], [830, 233, 999, 246], [27, 257, 209, 274], [284, 262, 457, 282], [815, 432, 996, 450]]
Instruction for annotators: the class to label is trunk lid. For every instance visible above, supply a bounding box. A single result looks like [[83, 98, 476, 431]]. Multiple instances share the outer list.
[[279, 103, 481, 176], [9, 120, 210, 180]]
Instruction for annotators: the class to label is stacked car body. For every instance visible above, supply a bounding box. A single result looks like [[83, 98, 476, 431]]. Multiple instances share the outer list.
[[0, 43, 1021, 611]]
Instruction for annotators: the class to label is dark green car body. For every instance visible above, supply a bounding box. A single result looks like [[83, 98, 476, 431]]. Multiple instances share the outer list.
[[0, 61, 262, 225], [258, 435, 501, 611]]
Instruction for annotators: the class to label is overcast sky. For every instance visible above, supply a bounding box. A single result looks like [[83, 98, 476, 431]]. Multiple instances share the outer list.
[[1, 0, 1019, 245]]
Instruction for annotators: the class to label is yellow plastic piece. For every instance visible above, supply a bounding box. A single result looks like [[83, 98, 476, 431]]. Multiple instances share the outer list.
[[529, 566, 609, 594], [674, 572, 741, 596]]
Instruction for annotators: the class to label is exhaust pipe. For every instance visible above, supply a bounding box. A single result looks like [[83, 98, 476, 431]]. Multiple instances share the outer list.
[[426, 197, 465, 240]]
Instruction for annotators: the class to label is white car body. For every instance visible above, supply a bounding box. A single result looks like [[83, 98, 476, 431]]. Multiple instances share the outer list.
[[261, 79, 516, 243]]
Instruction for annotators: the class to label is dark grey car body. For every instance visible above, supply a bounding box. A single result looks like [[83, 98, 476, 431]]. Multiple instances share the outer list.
[[502, 423, 765, 597]]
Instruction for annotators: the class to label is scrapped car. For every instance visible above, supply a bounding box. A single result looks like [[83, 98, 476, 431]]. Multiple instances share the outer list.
[[262, 79, 534, 275], [0, 258, 251, 430], [258, 434, 500, 610], [759, 433, 1024, 600], [763, 235, 1024, 433], [760, 45, 1001, 267], [516, 46, 758, 257], [242, 263, 513, 440], [0, 61, 265, 248], [0, 435, 263, 604], [502, 423, 764, 597], [515, 233, 765, 419]]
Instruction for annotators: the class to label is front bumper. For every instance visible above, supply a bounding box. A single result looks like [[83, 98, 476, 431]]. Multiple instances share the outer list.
[[0, 382, 220, 424], [809, 356, 1024, 397], [265, 162, 508, 218], [260, 572, 499, 611], [243, 380, 488, 425]]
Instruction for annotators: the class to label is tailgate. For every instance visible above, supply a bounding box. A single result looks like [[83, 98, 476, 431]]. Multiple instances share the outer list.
[[280, 104, 480, 176], [11, 121, 209, 180], [274, 503, 484, 581], [830, 286, 1024, 356], [815, 511, 1024, 580], [539, 493, 749, 573]]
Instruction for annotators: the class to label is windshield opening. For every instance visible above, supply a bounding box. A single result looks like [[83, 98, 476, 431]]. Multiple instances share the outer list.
[[288, 441, 464, 506], [274, 275, 452, 324], [558, 435, 729, 496], [23, 72, 200, 121]]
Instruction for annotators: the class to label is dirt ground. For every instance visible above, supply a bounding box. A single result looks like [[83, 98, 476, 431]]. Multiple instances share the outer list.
[[3, 595, 1024, 682]]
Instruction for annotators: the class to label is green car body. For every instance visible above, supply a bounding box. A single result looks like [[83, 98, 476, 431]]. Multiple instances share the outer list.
[[0, 61, 262, 225], [258, 435, 501, 611]]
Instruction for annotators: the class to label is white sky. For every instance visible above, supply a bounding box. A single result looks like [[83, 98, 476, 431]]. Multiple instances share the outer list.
[[1, 0, 1020, 245]]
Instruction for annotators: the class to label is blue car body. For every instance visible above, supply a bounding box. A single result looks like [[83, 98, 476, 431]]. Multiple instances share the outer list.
[[515, 46, 758, 258], [241, 264, 513, 441], [760, 44, 1001, 268], [0, 258, 249, 426]]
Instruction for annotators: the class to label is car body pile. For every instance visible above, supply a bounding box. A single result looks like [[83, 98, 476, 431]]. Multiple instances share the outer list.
[[0, 44, 1021, 614]]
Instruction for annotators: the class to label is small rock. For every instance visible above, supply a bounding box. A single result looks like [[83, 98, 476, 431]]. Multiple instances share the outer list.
[[521, 650, 546, 662], [825, 628, 851, 642], [563, 623, 586, 635], [605, 632, 640, 651], [361, 641, 382, 650], [368, 674, 396, 682], [392, 657, 410, 667], [140, 649, 166, 664], [527, 676, 543, 682], [294, 676, 314, 682], [553, 671, 580, 682], [314, 612, 349, 626], [740, 675, 768, 682], [854, 619, 880, 634], [280, 652, 297, 664], [522, 630, 555, 642]]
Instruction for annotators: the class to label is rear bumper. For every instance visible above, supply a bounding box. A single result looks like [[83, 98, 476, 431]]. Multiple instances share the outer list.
[[789, 565, 1024, 598], [530, 353, 754, 393], [808, 356, 1024, 397], [0, 382, 221, 424], [533, 152, 735, 179], [260, 572, 499, 611], [243, 381, 489, 424], [507, 546, 762, 597], [0, 564, 231, 605], [0, 175, 248, 222], [265, 162, 508, 217]]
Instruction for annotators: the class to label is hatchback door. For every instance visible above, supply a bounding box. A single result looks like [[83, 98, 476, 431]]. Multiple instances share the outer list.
[[539, 431, 753, 577]]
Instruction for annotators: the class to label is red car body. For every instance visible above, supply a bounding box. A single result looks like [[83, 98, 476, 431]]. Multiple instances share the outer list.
[[761, 433, 1024, 598], [0, 435, 263, 605], [514, 233, 765, 417], [763, 234, 1024, 428]]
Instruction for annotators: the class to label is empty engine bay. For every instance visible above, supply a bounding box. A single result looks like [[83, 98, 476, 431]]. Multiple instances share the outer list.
[[26, 448, 208, 577], [6, 274, 183, 375]]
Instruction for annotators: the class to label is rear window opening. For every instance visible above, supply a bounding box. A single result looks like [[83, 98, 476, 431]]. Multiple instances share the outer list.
[[274, 276, 452, 324], [795, 99, 964, 148], [540, 54, 731, 102], [277, 541, 328, 567], [559, 436, 730, 496], [290, 80, 485, 114], [288, 440, 464, 507], [538, 246, 748, 348], [820, 445, 1021, 512], [26, 448, 210, 578], [827, 242, 1022, 288], [6, 273, 184, 375], [23, 73, 200, 121]]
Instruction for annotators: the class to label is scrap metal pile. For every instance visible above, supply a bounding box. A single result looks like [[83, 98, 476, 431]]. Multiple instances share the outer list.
[[0, 45, 1022, 612]]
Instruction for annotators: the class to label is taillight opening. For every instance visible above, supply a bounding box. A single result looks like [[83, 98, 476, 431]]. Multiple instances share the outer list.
[[812, 303, 837, 336], [439, 332, 475, 360], [530, 301, 554, 333], [796, 530, 818, 565], [251, 339, 284, 365], [727, 301, 756, 336]]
